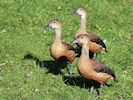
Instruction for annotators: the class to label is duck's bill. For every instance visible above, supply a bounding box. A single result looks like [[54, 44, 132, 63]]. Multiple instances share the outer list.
[[72, 10, 78, 14], [71, 38, 79, 44], [44, 23, 51, 29]]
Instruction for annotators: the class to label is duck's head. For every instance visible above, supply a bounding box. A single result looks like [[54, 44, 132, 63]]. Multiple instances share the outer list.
[[72, 34, 90, 46], [73, 7, 87, 16], [45, 19, 61, 29]]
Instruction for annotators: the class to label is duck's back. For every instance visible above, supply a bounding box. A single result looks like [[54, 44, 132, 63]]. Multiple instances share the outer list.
[[75, 31, 106, 49], [78, 58, 115, 84], [89, 59, 115, 80], [87, 32, 106, 49]]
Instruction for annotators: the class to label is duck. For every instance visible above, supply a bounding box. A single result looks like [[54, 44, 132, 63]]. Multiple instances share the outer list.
[[72, 34, 115, 94], [73, 7, 107, 59], [45, 19, 76, 77]]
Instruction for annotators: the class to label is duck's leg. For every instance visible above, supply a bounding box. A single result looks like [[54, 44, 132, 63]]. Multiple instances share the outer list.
[[88, 81, 94, 94], [88, 86, 94, 94], [93, 53, 96, 59], [97, 84, 103, 96], [69, 64, 73, 78], [96, 89, 100, 95], [100, 84, 103, 95]]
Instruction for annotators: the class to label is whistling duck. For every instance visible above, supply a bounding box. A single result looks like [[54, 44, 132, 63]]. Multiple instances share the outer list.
[[73, 7, 107, 59], [45, 19, 76, 77], [72, 35, 115, 94]]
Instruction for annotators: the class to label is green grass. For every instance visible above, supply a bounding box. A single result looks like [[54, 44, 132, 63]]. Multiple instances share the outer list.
[[0, 0, 133, 99]]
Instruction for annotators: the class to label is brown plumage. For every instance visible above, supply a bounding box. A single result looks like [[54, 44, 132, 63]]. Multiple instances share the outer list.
[[73, 8, 107, 58], [45, 19, 76, 77], [84, 33, 106, 50], [72, 35, 115, 93], [77, 34, 106, 54]]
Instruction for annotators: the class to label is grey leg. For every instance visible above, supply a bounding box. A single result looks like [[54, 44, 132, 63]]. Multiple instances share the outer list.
[[93, 53, 96, 59], [98, 84, 103, 96], [69, 64, 73, 78], [88, 86, 94, 94]]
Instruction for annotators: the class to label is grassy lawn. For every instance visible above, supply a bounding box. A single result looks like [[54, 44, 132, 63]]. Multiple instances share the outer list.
[[0, 0, 133, 99]]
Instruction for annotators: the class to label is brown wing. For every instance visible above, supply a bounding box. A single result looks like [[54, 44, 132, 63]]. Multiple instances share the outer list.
[[62, 42, 76, 52], [62, 42, 76, 63], [90, 59, 115, 79], [86, 32, 106, 50], [76, 33, 106, 50]]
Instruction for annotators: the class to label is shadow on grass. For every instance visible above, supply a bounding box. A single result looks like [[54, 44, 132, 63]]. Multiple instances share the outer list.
[[63, 76, 112, 95], [63, 76, 101, 89], [23, 53, 68, 75]]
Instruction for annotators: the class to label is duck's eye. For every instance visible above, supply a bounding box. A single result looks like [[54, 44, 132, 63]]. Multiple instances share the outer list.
[[53, 21, 55, 23]]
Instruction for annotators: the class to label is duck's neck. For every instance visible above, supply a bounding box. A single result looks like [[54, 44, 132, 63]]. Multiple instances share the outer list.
[[79, 15, 86, 31], [54, 28, 62, 43], [81, 44, 89, 58]]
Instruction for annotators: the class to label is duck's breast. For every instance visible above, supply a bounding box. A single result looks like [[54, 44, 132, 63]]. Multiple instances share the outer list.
[[78, 57, 95, 79], [50, 43, 65, 60]]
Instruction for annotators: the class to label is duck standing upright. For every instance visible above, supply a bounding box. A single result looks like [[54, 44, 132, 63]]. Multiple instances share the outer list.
[[45, 19, 76, 77], [73, 8, 107, 59], [72, 34, 115, 94]]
